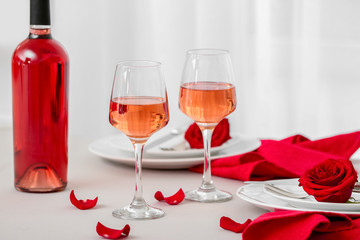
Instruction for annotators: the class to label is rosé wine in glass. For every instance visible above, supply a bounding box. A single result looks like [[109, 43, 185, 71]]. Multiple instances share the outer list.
[[109, 61, 169, 219], [179, 49, 236, 202], [179, 82, 236, 124], [110, 96, 169, 139]]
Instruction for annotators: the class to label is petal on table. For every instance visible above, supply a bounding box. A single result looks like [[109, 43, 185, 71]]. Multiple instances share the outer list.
[[220, 216, 252, 233], [70, 190, 98, 210], [96, 222, 130, 239], [154, 188, 185, 205]]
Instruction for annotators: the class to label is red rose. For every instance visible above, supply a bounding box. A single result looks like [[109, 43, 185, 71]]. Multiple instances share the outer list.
[[184, 118, 231, 149], [299, 159, 358, 203]]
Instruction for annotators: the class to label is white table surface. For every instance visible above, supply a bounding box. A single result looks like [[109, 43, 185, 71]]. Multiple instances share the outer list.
[[0, 128, 266, 240]]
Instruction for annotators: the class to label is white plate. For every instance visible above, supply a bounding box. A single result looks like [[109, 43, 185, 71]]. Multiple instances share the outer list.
[[110, 133, 242, 158], [263, 179, 360, 211], [88, 133, 261, 169], [237, 179, 360, 216]]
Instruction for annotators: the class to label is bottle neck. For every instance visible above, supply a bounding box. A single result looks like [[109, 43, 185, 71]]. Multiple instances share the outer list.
[[29, 0, 51, 39], [29, 25, 52, 39]]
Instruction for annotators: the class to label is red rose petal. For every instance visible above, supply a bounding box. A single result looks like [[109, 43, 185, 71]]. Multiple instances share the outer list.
[[70, 190, 98, 210], [96, 222, 130, 239], [154, 188, 185, 205], [154, 191, 165, 201], [220, 216, 252, 233]]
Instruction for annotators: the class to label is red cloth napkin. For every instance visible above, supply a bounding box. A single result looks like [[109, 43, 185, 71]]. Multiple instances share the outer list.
[[185, 119, 231, 149], [228, 211, 360, 240], [190, 131, 360, 181]]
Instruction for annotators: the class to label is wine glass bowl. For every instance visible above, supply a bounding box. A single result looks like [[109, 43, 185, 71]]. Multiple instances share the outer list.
[[179, 49, 236, 202], [109, 60, 169, 219], [179, 82, 236, 126], [109, 96, 169, 140]]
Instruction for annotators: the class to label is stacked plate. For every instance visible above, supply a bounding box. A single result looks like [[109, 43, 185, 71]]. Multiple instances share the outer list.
[[88, 130, 261, 169], [237, 178, 360, 216]]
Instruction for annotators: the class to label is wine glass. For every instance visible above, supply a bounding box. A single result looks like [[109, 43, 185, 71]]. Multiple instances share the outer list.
[[109, 61, 169, 219], [179, 49, 236, 202]]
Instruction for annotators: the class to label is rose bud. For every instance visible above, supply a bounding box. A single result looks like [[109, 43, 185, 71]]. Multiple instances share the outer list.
[[299, 159, 358, 203]]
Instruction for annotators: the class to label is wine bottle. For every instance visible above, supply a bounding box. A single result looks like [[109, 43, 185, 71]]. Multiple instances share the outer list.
[[11, 0, 69, 192]]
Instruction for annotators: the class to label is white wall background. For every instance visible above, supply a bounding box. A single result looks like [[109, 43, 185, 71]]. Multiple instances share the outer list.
[[1, 0, 360, 140]]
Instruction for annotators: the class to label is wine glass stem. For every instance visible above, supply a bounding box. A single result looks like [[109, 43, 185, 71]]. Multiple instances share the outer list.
[[201, 129, 215, 190], [131, 143, 146, 206]]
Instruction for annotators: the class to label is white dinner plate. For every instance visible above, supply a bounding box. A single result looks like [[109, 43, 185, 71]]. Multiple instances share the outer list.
[[88, 133, 261, 169], [237, 179, 360, 216], [263, 179, 360, 211], [106, 133, 242, 158]]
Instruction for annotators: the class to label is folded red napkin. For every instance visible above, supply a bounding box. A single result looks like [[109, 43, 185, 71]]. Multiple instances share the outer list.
[[190, 131, 360, 181], [185, 119, 231, 149], [222, 211, 360, 240]]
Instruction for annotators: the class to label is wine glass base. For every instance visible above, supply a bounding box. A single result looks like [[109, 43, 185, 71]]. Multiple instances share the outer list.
[[185, 187, 232, 203], [112, 204, 164, 220]]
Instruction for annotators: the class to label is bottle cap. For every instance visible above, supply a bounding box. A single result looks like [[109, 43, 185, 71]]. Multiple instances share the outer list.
[[30, 0, 50, 25]]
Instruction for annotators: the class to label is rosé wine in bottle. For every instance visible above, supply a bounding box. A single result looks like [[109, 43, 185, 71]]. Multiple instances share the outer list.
[[11, 0, 69, 192], [179, 82, 236, 124]]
